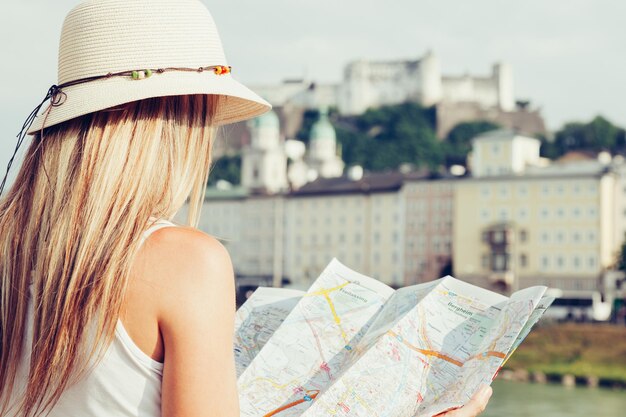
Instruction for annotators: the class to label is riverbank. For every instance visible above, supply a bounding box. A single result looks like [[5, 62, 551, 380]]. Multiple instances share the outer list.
[[484, 380, 626, 417], [503, 323, 626, 387]]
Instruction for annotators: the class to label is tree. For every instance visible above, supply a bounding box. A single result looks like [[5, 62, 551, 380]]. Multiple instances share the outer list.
[[551, 116, 624, 158], [444, 121, 500, 167], [336, 102, 443, 171], [208, 154, 241, 185]]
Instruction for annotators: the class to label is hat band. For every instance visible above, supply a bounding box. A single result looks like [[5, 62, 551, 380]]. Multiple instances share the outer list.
[[0, 64, 232, 197]]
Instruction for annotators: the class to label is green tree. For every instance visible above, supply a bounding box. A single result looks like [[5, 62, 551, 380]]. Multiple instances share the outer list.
[[551, 116, 624, 158], [207, 154, 241, 185], [336, 102, 442, 171], [444, 121, 500, 167]]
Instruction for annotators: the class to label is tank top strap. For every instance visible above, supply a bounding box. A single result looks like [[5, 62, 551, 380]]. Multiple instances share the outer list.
[[139, 218, 178, 247]]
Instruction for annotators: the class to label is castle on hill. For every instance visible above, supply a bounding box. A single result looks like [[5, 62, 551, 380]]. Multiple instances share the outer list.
[[251, 50, 545, 138]]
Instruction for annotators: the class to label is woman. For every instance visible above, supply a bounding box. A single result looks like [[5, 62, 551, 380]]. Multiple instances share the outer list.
[[0, 0, 491, 416]]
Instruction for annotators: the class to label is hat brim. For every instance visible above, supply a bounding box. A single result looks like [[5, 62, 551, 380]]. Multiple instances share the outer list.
[[27, 70, 271, 135]]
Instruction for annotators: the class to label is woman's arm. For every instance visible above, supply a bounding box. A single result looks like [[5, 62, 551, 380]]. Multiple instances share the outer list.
[[156, 228, 239, 417]]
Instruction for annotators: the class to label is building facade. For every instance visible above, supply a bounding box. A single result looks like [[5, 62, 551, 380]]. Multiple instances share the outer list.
[[284, 173, 405, 288], [403, 177, 455, 285], [454, 130, 624, 296]]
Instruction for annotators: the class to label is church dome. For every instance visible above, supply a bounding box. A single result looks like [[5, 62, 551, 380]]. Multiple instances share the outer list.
[[310, 109, 336, 142], [250, 110, 279, 129]]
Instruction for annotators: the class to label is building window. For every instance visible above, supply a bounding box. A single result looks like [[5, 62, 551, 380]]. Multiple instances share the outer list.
[[556, 231, 564, 243], [541, 231, 549, 243], [588, 256, 596, 269], [589, 184, 597, 195], [482, 254, 490, 269], [540, 207, 549, 219], [573, 256, 580, 268], [481, 186, 491, 197], [518, 207, 528, 220], [588, 207, 597, 218], [556, 256, 565, 268], [556, 208, 565, 218], [541, 256, 549, 270], [518, 185, 528, 197], [520, 253, 528, 268], [519, 229, 528, 243], [588, 231, 596, 243], [492, 253, 509, 272]]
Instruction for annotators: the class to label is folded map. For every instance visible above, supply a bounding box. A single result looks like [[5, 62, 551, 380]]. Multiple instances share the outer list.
[[235, 258, 554, 417]]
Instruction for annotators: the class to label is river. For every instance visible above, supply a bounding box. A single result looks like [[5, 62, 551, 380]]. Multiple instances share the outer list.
[[483, 380, 626, 417]]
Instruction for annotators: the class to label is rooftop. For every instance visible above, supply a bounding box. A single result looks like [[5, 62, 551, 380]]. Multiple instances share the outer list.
[[290, 171, 407, 197]]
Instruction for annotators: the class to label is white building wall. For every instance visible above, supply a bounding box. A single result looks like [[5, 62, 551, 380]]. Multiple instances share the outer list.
[[284, 192, 404, 288]]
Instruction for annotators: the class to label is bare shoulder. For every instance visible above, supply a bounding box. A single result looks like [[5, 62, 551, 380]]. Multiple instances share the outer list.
[[139, 226, 236, 319], [145, 225, 232, 272]]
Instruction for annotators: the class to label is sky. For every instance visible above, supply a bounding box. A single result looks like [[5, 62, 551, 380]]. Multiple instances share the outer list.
[[1, 0, 624, 188]]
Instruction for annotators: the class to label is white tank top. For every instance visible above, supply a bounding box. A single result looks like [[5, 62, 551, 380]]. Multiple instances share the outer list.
[[8, 218, 177, 417]]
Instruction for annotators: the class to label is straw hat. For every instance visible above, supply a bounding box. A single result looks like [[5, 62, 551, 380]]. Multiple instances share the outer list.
[[25, 0, 271, 135]]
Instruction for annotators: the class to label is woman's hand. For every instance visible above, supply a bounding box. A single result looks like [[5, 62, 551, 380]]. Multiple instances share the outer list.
[[435, 385, 493, 417]]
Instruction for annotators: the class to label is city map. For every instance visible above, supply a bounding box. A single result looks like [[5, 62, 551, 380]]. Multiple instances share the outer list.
[[234, 258, 554, 417]]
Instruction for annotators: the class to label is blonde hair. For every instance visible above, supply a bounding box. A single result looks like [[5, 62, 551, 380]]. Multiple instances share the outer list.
[[0, 94, 220, 416]]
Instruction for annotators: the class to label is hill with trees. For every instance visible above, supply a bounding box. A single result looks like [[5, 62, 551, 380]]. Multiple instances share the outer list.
[[208, 102, 626, 184]]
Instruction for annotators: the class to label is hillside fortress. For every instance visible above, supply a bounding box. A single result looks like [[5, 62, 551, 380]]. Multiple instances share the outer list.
[[338, 50, 514, 115], [251, 50, 544, 138]]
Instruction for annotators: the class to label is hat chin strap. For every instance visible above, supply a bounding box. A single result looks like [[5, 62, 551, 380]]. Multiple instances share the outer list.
[[0, 84, 63, 196]]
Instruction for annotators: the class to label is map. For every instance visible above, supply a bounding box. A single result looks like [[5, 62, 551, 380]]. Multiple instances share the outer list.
[[235, 259, 554, 417], [234, 287, 304, 378]]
